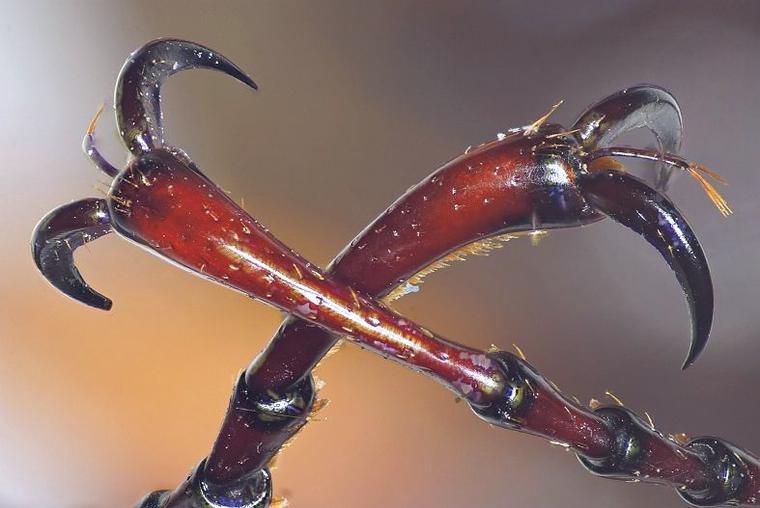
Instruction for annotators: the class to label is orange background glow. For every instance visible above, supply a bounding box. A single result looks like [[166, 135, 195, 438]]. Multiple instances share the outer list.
[[2, 2, 759, 507]]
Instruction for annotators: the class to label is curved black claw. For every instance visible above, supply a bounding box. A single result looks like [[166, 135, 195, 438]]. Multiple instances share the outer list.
[[573, 85, 683, 190], [579, 169, 713, 369], [115, 38, 257, 156], [32, 198, 113, 310]]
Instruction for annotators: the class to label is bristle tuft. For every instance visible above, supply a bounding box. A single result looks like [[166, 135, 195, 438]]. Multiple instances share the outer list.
[[271, 496, 290, 508], [381, 232, 527, 304], [687, 163, 732, 216]]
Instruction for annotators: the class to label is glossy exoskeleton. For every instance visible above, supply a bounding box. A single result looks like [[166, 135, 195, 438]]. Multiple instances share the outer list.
[[31, 39, 731, 507]]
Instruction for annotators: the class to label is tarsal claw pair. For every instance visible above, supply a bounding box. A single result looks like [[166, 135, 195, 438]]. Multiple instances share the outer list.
[[33, 39, 727, 371]]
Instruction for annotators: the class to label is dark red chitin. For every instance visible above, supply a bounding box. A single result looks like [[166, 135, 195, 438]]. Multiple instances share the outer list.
[[107, 148, 508, 404], [472, 352, 614, 459], [473, 354, 760, 504], [208, 125, 607, 483], [28, 36, 736, 505], [735, 448, 760, 505], [246, 124, 603, 393], [577, 406, 713, 489], [330, 125, 601, 296]]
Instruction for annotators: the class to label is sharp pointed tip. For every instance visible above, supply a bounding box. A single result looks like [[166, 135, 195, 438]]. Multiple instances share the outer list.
[[682, 330, 709, 370], [116, 39, 258, 153], [229, 68, 258, 91], [32, 199, 114, 313], [193, 43, 257, 91], [47, 280, 114, 312], [579, 169, 715, 372], [63, 286, 113, 311], [243, 75, 258, 90]]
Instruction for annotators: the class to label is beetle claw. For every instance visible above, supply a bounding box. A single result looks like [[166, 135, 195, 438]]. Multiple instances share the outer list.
[[573, 85, 683, 191], [579, 169, 713, 368], [115, 38, 257, 156], [32, 198, 113, 310]]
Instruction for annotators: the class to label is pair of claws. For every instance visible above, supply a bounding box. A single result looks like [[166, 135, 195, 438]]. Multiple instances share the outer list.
[[33, 39, 726, 385]]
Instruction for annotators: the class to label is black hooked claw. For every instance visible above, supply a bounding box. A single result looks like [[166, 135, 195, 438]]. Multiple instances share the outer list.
[[579, 168, 713, 369], [32, 39, 257, 311], [31, 198, 113, 310], [115, 38, 258, 156]]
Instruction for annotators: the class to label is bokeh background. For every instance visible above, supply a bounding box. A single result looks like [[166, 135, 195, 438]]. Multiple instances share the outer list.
[[1, 1, 759, 507]]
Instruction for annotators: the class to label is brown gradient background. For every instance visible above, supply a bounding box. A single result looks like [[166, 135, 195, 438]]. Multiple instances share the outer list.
[[2, 1, 759, 507]]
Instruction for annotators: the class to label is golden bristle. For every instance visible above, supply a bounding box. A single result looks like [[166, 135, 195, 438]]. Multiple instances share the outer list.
[[310, 398, 330, 415], [687, 163, 732, 217], [512, 343, 528, 361], [524, 100, 564, 135], [643, 410, 656, 430], [381, 232, 539, 304], [270, 496, 290, 508], [86, 104, 105, 135], [671, 432, 690, 445], [604, 390, 625, 407], [545, 128, 581, 139], [313, 374, 327, 392], [690, 162, 727, 184], [323, 339, 344, 358], [265, 390, 325, 470]]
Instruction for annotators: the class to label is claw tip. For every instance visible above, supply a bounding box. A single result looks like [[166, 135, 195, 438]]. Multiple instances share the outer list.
[[243, 75, 258, 91], [682, 334, 708, 370]]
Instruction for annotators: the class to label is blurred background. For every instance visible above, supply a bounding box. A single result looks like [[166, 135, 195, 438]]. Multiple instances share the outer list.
[[1, 1, 759, 507]]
